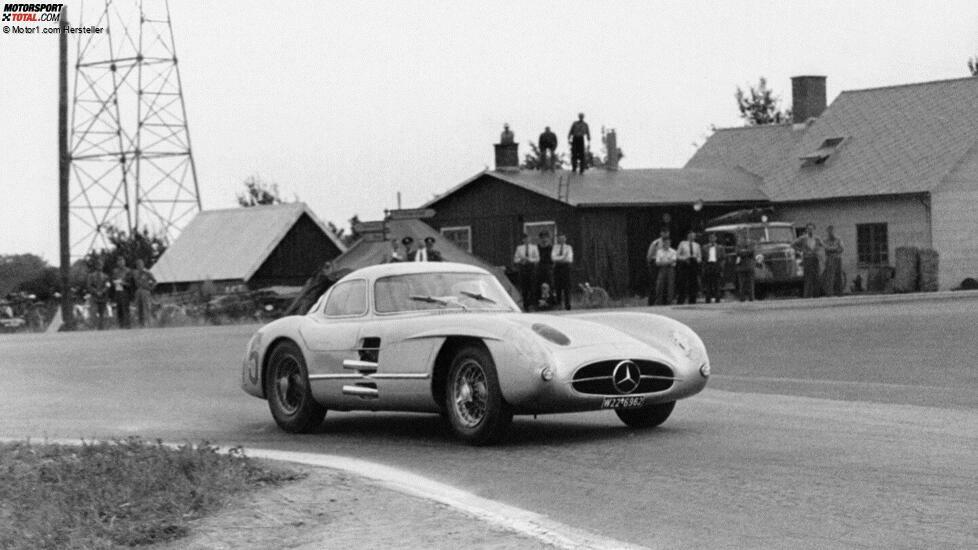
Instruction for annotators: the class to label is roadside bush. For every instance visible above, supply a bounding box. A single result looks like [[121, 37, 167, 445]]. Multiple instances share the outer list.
[[0, 438, 303, 549]]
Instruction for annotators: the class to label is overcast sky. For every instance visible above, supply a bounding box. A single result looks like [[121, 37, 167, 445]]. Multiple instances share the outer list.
[[1, 0, 976, 262]]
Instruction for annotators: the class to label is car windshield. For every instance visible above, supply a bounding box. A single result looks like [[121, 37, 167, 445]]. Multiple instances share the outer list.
[[374, 272, 517, 313]]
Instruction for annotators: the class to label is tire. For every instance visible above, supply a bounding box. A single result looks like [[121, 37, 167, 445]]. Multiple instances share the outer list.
[[444, 345, 512, 445], [616, 401, 676, 429], [264, 341, 326, 433]]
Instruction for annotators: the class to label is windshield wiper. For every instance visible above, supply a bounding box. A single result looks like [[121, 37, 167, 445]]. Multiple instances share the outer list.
[[459, 290, 496, 304], [409, 295, 469, 311]]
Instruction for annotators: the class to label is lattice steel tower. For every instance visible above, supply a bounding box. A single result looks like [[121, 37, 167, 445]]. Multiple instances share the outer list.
[[69, 0, 200, 256]]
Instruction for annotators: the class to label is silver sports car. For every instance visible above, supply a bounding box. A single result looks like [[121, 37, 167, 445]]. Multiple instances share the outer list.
[[241, 262, 710, 445]]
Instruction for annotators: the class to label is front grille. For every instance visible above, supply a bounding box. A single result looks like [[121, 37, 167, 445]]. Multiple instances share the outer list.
[[572, 360, 675, 395]]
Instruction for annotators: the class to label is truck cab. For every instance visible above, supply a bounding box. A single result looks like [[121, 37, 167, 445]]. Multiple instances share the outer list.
[[703, 221, 803, 295]]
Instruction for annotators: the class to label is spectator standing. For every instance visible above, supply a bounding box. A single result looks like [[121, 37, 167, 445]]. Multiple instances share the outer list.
[[536, 231, 554, 306], [645, 227, 670, 305], [701, 232, 725, 303], [401, 236, 417, 261], [538, 126, 558, 171], [513, 234, 540, 311], [415, 236, 443, 262], [676, 230, 702, 304], [822, 225, 844, 296], [793, 223, 824, 298], [111, 256, 132, 329], [653, 236, 678, 305], [567, 113, 590, 174], [132, 259, 156, 327], [86, 258, 111, 329], [735, 239, 757, 302], [551, 234, 574, 310]]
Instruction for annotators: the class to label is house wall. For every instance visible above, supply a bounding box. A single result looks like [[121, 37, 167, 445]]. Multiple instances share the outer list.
[[250, 213, 344, 288], [427, 174, 580, 272], [931, 148, 978, 289], [778, 195, 930, 291]]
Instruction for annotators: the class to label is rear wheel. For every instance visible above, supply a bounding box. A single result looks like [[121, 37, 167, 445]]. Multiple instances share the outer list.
[[444, 345, 512, 445], [616, 401, 675, 429], [265, 341, 326, 433]]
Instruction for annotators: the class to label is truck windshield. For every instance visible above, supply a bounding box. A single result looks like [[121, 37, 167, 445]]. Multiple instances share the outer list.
[[744, 226, 795, 243]]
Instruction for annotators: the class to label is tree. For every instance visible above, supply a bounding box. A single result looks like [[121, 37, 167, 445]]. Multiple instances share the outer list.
[[969, 55, 978, 76], [237, 175, 284, 207], [0, 254, 51, 296], [84, 225, 169, 274], [521, 143, 568, 171], [735, 77, 791, 126]]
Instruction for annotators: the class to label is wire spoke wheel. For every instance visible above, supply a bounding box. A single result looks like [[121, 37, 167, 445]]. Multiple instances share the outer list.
[[273, 357, 303, 415], [452, 359, 489, 428], [444, 345, 512, 445]]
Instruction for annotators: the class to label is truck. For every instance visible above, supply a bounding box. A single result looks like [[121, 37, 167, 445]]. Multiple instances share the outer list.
[[702, 220, 804, 297]]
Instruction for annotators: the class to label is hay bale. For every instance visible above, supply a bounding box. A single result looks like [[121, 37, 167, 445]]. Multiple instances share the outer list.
[[918, 248, 939, 292], [892, 246, 919, 293]]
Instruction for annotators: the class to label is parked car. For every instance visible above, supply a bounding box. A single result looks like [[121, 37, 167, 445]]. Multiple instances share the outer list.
[[703, 221, 804, 296], [241, 262, 711, 445]]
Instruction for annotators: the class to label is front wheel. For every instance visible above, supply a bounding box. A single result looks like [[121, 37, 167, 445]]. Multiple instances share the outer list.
[[616, 401, 675, 429], [264, 341, 326, 433], [444, 345, 512, 445]]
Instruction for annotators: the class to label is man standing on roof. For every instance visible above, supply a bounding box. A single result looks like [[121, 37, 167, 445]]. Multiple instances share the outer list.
[[500, 123, 515, 145], [538, 126, 558, 171], [568, 113, 590, 174]]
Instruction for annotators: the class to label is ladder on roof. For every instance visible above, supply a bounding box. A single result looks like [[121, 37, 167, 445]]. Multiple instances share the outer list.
[[557, 174, 570, 202]]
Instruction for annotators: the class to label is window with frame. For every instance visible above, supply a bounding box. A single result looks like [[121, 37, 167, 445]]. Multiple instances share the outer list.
[[856, 223, 888, 266], [323, 280, 367, 317], [523, 221, 557, 244], [440, 226, 472, 253]]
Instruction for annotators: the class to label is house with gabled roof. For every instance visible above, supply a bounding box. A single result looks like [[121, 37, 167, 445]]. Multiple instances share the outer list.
[[423, 75, 978, 295], [151, 202, 346, 292], [688, 75, 978, 291]]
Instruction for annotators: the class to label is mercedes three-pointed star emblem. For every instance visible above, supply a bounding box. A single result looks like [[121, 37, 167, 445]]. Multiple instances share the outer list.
[[611, 360, 640, 394]]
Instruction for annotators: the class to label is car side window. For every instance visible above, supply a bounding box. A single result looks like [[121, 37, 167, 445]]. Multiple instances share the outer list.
[[323, 280, 367, 317]]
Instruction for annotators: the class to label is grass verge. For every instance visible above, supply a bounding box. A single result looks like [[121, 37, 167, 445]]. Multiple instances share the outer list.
[[0, 437, 304, 549]]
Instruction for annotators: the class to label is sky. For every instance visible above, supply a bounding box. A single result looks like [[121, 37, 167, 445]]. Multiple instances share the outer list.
[[1, 0, 976, 262]]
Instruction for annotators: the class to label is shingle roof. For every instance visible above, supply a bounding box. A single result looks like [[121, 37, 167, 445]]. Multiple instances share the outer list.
[[425, 167, 767, 208], [151, 203, 346, 284], [687, 76, 978, 201]]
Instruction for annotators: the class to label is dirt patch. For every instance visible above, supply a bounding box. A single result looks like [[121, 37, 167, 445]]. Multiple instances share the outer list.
[[152, 465, 555, 550]]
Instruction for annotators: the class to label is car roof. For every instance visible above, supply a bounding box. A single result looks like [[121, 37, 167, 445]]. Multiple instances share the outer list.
[[705, 222, 794, 232], [337, 261, 490, 283]]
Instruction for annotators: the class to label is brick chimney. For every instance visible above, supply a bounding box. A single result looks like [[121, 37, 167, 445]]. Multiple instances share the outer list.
[[493, 124, 520, 172], [604, 129, 619, 171], [791, 75, 827, 125]]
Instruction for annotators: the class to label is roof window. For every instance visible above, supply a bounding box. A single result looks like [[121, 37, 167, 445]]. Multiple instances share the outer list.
[[800, 137, 845, 166]]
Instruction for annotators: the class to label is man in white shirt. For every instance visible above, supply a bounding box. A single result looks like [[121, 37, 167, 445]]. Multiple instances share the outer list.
[[551, 234, 574, 310], [513, 234, 540, 310], [676, 230, 703, 304], [653, 236, 678, 305], [701, 232, 725, 303]]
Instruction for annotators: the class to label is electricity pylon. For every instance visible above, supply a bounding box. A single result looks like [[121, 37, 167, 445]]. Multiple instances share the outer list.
[[69, 0, 200, 256]]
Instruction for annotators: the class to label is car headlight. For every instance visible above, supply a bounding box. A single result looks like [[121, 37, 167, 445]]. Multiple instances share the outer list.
[[532, 323, 570, 346]]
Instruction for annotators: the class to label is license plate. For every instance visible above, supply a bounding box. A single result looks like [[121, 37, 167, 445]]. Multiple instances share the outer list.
[[602, 396, 645, 409]]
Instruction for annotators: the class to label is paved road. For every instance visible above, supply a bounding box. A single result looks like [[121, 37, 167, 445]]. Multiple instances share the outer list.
[[2, 296, 977, 548]]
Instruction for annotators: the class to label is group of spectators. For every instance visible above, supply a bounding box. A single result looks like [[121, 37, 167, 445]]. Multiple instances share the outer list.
[[85, 256, 156, 329], [384, 235, 444, 263], [501, 112, 592, 174], [645, 222, 846, 305], [513, 231, 575, 311]]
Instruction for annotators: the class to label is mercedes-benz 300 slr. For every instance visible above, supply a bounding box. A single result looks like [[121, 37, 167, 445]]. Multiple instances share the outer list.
[[241, 262, 710, 445]]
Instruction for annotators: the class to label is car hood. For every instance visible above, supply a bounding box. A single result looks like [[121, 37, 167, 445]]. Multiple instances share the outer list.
[[504, 313, 648, 349]]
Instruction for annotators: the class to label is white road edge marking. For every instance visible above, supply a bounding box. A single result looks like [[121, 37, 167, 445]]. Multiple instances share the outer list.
[[0, 437, 648, 550], [244, 448, 651, 550]]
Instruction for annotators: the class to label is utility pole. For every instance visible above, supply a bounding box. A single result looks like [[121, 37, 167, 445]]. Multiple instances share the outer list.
[[59, 7, 73, 330]]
